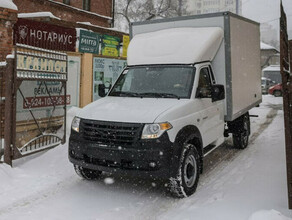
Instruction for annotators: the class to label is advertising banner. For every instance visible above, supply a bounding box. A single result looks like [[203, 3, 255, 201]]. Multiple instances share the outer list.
[[79, 30, 100, 54], [14, 18, 76, 52], [93, 57, 127, 101], [101, 35, 121, 57], [122, 35, 130, 58]]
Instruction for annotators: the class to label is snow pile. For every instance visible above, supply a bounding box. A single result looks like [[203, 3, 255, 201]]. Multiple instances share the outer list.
[[248, 210, 292, 220], [0, 0, 17, 10]]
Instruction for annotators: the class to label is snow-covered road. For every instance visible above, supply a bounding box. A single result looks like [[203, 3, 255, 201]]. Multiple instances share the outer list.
[[0, 95, 291, 220]]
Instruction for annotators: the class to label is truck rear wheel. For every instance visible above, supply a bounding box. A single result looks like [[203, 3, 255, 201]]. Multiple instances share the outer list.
[[169, 143, 200, 198], [74, 165, 102, 180], [233, 113, 250, 149]]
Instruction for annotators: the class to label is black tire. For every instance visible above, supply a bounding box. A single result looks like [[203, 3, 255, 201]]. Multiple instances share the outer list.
[[233, 113, 250, 149], [169, 144, 200, 198], [273, 90, 282, 97], [74, 165, 102, 180]]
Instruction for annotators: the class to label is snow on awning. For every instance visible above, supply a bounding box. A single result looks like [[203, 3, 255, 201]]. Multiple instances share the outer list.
[[18, 12, 60, 20], [127, 27, 224, 66]]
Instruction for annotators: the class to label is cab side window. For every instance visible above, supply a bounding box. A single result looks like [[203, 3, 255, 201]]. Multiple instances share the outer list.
[[197, 67, 212, 98]]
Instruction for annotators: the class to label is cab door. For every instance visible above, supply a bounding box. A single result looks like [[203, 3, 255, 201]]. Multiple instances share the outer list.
[[196, 65, 224, 146]]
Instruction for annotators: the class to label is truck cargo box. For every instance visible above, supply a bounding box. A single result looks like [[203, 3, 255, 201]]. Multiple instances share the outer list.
[[130, 12, 262, 121]]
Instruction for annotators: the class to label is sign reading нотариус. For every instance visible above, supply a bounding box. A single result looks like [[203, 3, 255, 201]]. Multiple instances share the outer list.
[[14, 18, 76, 52]]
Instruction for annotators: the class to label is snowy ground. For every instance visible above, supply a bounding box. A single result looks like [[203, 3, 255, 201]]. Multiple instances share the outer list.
[[0, 95, 291, 220]]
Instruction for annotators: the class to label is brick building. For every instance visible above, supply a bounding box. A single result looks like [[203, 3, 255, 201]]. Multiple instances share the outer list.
[[13, 0, 113, 27]]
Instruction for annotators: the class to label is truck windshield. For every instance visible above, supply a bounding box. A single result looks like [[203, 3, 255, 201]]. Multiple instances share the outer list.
[[108, 66, 195, 99]]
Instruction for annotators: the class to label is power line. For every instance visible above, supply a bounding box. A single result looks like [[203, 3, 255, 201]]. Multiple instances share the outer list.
[[261, 14, 292, 24]]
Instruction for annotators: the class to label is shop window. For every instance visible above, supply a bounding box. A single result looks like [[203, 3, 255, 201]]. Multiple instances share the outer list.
[[63, 0, 70, 5], [83, 0, 91, 11]]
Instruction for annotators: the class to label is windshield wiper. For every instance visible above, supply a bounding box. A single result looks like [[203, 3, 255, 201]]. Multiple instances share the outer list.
[[139, 92, 180, 99], [110, 91, 142, 97]]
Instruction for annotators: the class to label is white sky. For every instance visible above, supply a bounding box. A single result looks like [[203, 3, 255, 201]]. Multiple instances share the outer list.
[[242, 0, 292, 38]]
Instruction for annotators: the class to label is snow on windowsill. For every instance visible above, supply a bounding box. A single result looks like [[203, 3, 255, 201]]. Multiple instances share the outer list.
[[6, 54, 14, 59], [0, 62, 7, 67]]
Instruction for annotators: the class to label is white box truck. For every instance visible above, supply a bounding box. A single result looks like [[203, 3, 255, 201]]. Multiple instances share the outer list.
[[69, 12, 261, 197]]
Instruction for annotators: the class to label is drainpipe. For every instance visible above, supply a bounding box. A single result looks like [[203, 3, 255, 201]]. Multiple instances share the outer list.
[[112, 0, 115, 28]]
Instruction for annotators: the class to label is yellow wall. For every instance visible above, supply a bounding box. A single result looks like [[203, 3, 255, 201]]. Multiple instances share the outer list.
[[80, 53, 93, 107]]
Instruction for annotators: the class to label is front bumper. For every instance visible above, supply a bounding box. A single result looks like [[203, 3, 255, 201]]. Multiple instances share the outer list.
[[69, 131, 175, 179]]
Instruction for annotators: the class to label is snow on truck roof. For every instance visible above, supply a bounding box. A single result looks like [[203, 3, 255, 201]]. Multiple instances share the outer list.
[[127, 27, 224, 66]]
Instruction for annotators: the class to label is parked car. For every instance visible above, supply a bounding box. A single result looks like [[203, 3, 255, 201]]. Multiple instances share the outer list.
[[268, 83, 283, 97], [261, 77, 275, 94]]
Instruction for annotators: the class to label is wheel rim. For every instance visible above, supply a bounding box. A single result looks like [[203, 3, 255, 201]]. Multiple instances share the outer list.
[[274, 91, 281, 96], [183, 154, 197, 188]]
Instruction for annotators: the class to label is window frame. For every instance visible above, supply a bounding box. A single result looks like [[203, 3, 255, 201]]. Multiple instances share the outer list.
[[83, 0, 91, 11], [196, 66, 213, 99], [63, 0, 70, 5]]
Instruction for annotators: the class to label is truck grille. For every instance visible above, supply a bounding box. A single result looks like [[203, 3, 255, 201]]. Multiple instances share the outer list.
[[80, 119, 143, 146]]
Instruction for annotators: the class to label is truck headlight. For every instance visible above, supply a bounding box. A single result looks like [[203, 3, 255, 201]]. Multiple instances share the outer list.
[[141, 122, 172, 139], [71, 116, 81, 133]]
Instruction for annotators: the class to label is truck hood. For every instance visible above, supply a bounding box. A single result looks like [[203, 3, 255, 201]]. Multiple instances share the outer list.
[[77, 96, 188, 123]]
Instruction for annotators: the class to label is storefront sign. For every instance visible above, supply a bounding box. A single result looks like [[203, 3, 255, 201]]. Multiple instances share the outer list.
[[122, 35, 130, 58], [101, 35, 121, 57], [93, 57, 127, 100], [16, 46, 67, 80], [79, 30, 100, 54], [14, 18, 76, 52]]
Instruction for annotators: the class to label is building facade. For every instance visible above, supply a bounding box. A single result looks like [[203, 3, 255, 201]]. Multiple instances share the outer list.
[[260, 42, 280, 69], [188, 0, 242, 15], [13, 0, 113, 27]]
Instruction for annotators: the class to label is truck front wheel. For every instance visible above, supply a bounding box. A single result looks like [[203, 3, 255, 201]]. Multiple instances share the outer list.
[[74, 165, 102, 180], [233, 113, 250, 149], [169, 143, 200, 198]]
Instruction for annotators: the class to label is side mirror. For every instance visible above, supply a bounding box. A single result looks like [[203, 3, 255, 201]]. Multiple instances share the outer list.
[[211, 84, 225, 102], [98, 84, 106, 97]]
